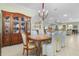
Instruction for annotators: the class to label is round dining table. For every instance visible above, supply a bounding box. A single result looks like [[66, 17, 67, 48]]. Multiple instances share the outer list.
[[28, 34, 50, 56]]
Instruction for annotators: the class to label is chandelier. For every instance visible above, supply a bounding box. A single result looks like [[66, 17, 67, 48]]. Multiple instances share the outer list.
[[38, 3, 48, 21]]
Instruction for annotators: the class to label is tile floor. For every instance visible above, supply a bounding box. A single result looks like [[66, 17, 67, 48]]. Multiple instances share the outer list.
[[56, 34, 79, 56], [1, 34, 79, 56]]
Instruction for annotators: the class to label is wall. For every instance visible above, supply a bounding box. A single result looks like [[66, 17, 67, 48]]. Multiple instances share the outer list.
[[0, 4, 79, 34], [0, 3, 39, 33], [0, 3, 45, 35]]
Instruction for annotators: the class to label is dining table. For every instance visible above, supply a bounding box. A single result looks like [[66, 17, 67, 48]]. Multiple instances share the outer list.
[[28, 34, 50, 56]]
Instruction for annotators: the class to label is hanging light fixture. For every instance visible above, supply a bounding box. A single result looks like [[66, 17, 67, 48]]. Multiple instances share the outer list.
[[38, 3, 48, 21]]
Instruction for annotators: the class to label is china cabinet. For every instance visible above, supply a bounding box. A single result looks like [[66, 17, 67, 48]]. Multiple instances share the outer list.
[[2, 10, 31, 46]]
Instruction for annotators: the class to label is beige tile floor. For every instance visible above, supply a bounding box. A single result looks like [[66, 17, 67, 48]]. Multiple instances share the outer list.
[[1, 34, 79, 56], [56, 34, 79, 56]]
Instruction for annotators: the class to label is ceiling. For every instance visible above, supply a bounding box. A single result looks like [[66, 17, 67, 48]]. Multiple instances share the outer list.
[[8, 3, 79, 22]]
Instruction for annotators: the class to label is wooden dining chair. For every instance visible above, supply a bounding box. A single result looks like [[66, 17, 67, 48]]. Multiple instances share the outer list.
[[21, 32, 37, 56]]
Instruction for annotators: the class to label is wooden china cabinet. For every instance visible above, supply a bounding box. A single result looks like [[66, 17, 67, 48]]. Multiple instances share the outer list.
[[2, 10, 31, 46]]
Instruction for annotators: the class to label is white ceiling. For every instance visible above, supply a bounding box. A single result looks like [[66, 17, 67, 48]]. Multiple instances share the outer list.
[[9, 3, 79, 22]]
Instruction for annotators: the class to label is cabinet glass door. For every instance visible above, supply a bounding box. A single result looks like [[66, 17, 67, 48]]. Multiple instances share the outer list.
[[21, 16, 25, 32], [4, 16, 10, 34], [13, 16, 19, 33]]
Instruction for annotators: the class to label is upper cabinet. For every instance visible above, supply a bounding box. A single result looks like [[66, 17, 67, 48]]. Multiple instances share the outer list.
[[2, 10, 31, 46]]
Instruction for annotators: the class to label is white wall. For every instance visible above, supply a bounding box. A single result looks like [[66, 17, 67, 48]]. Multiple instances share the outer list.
[[0, 4, 79, 34], [0, 4, 45, 34]]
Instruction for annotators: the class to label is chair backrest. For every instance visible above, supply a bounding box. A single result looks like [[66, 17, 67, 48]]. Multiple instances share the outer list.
[[21, 32, 27, 45], [51, 32, 56, 43], [39, 29, 44, 35], [46, 31, 52, 38], [31, 30, 38, 36]]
